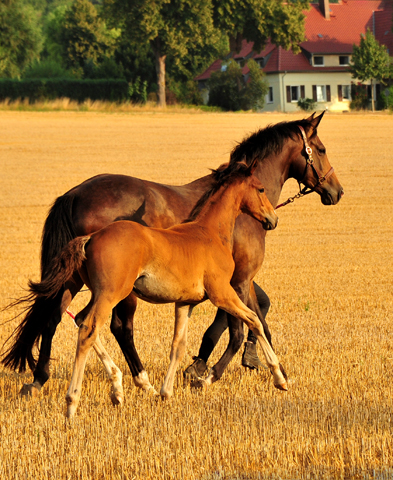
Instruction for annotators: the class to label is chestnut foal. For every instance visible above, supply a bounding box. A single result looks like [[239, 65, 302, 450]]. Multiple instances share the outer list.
[[29, 161, 284, 418]]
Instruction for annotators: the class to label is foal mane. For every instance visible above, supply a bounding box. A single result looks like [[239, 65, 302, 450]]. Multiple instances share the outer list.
[[229, 117, 312, 168], [183, 162, 253, 223]]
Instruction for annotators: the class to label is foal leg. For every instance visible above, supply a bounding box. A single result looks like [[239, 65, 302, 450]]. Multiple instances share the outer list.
[[20, 276, 84, 397], [66, 300, 112, 418], [92, 336, 124, 406], [161, 303, 193, 399], [110, 294, 157, 394], [203, 285, 287, 391]]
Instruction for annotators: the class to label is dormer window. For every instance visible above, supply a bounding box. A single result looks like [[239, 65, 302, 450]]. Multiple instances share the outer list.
[[339, 55, 350, 66], [314, 56, 324, 66]]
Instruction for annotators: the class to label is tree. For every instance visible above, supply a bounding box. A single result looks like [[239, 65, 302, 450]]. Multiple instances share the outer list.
[[104, 0, 307, 107], [212, 0, 309, 54], [0, 0, 42, 77], [208, 58, 268, 111], [350, 29, 391, 112], [57, 0, 116, 75], [104, 0, 217, 107]]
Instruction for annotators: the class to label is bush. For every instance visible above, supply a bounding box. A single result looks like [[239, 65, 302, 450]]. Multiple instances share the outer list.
[[128, 77, 147, 103], [350, 83, 369, 110], [23, 60, 75, 79], [208, 59, 269, 111], [297, 97, 316, 112], [0, 78, 129, 103]]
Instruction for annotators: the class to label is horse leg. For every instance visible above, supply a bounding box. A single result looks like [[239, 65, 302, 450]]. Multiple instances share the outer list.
[[110, 295, 157, 395], [20, 275, 84, 398], [66, 299, 113, 418], [161, 303, 193, 399], [247, 284, 288, 380], [92, 336, 124, 406]]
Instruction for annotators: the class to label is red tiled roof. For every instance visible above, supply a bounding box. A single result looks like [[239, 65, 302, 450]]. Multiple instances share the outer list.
[[374, 2, 393, 55], [301, 1, 383, 54]]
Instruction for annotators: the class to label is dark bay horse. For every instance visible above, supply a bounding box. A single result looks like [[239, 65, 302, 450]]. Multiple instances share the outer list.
[[28, 162, 282, 417], [2, 112, 343, 397]]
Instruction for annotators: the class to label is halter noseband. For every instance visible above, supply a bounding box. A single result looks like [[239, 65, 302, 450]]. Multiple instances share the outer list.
[[275, 125, 334, 209]]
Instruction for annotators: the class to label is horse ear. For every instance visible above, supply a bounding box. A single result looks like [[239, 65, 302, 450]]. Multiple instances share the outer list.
[[307, 111, 325, 136], [249, 157, 258, 175]]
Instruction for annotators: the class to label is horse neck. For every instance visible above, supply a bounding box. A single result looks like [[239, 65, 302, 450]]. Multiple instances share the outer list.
[[193, 181, 245, 243], [253, 141, 298, 207]]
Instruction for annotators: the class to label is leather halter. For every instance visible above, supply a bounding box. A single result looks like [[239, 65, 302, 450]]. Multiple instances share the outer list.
[[276, 125, 334, 209]]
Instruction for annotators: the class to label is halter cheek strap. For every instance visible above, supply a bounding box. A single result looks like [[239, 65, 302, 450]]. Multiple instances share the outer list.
[[276, 125, 334, 209]]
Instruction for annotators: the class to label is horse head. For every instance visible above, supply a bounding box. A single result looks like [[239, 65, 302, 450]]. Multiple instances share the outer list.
[[292, 111, 344, 206]]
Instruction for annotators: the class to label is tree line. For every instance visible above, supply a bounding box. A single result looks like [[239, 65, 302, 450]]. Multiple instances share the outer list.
[[0, 0, 310, 108]]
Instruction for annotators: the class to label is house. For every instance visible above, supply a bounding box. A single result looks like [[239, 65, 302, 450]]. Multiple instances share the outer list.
[[196, 0, 393, 112]]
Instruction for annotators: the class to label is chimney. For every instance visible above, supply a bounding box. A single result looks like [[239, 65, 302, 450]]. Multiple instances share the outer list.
[[319, 0, 330, 20]]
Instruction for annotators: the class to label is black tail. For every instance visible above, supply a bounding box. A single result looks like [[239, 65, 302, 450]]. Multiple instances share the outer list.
[[1, 193, 78, 373]]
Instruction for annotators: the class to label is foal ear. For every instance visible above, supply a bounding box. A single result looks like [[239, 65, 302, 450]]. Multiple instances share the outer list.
[[249, 157, 258, 175]]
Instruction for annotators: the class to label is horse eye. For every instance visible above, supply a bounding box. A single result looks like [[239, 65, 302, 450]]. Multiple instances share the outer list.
[[318, 148, 326, 155], [259, 188, 264, 194]]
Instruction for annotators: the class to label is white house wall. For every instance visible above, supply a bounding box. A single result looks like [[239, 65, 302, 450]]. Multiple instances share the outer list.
[[263, 71, 356, 113]]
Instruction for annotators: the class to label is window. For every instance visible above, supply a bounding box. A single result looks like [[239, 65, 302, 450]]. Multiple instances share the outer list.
[[338, 85, 351, 101], [286, 85, 305, 103], [313, 56, 324, 66], [339, 56, 350, 66], [312, 85, 331, 102], [266, 86, 273, 104]]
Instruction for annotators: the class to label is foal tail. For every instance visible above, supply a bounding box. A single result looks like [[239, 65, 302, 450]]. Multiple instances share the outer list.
[[1, 236, 90, 372]]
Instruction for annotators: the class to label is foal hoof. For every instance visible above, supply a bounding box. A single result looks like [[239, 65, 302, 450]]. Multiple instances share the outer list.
[[110, 392, 124, 406], [20, 383, 41, 398], [274, 381, 288, 392]]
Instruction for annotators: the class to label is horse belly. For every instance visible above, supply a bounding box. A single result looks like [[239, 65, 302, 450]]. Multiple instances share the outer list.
[[132, 273, 206, 305]]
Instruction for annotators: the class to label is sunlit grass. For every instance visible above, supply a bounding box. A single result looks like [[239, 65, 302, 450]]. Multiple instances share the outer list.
[[0, 111, 392, 479]]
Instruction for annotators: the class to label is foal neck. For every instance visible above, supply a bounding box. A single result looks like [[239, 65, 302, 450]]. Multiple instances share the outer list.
[[193, 179, 246, 244]]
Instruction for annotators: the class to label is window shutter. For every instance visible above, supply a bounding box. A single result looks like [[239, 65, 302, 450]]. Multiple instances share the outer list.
[[312, 85, 317, 102], [300, 85, 305, 98], [326, 85, 331, 102], [286, 86, 291, 103], [338, 85, 343, 101]]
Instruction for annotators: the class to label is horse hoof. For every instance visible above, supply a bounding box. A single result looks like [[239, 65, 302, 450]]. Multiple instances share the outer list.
[[110, 392, 123, 406], [20, 383, 41, 398], [274, 381, 288, 391], [190, 378, 207, 390]]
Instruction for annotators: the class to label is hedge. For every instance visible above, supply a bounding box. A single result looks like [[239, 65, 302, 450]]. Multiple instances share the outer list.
[[0, 78, 130, 103]]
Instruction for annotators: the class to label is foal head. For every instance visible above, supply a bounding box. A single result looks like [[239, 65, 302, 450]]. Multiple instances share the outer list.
[[236, 161, 278, 231]]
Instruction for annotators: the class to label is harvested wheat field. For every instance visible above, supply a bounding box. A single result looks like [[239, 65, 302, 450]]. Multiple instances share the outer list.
[[0, 110, 392, 480]]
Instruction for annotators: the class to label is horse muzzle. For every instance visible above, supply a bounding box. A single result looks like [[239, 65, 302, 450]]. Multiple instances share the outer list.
[[320, 186, 344, 205], [262, 214, 278, 231]]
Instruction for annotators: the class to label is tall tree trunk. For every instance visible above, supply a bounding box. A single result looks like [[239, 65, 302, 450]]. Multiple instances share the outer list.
[[152, 38, 166, 107], [370, 79, 375, 112]]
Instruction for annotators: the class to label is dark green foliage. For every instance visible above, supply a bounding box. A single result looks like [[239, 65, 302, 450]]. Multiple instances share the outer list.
[[24, 59, 75, 78], [57, 0, 115, 73], [208, 59, 268, 111], [0, 0, 43, 77], [128, 77, 147, 103], [350, 83, 369, 110], [0, 78, 129, 102], [297, 97, 316, 112]]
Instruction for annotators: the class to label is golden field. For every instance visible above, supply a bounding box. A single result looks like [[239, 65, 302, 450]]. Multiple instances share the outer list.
[[0, 109, 392, 479]]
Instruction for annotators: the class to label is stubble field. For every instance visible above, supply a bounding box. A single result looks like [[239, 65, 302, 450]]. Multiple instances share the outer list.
[[0, 109, 392, 480]]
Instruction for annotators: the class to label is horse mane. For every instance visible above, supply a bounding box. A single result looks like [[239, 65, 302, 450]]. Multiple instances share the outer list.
[[229, 117, 312, 168], [183, 117, 313, 223], [183, 162, 253, 223]]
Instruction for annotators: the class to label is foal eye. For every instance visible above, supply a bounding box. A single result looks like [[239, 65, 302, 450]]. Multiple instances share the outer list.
[[318, 148, 326, 155], [259, 188, 264, 194]]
